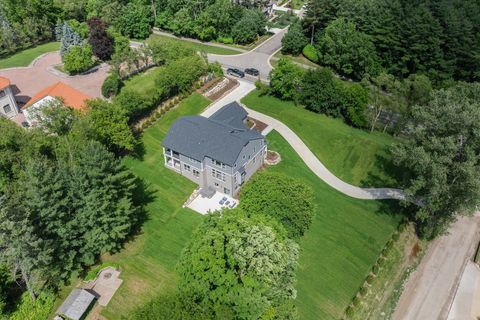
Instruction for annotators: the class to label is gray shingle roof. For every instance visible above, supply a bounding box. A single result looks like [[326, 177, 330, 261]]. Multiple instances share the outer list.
[[162, 104, 263, 166], [56, 289, 96, 320], [210, 101, 248, 129]]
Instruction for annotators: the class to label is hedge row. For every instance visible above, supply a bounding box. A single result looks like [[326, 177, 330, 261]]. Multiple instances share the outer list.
[[343, 221, 409, 319]]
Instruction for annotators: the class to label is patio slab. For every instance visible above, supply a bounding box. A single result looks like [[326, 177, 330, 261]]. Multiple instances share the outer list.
[[88, 267, 123, 307], [187, 191, 238, 215]]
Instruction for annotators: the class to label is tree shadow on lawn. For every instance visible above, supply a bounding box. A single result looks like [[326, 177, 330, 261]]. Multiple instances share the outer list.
[[360, 151, 406, 189], [128, 176, 157, 242], [130, 135, 147, 161]]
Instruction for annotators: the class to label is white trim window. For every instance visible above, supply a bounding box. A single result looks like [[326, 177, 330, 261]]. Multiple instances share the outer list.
[[184, 164, 191, 172], [193, 169, 200, 178], [212, 168, 226, 182]]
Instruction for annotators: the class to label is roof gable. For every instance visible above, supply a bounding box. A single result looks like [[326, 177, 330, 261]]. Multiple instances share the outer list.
[[210, 101, 248, 129], [23, 82, 90, 110], [162, 104, 263, 166]]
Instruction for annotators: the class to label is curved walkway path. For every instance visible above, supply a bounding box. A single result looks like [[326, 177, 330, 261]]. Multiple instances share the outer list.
[[202, 80, 406, 201]]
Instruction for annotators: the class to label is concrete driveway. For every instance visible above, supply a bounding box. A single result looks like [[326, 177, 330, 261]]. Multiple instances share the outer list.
[[0, 51, 109, 102], [202, 79, 406, 201], [207, 28, 287, 81]]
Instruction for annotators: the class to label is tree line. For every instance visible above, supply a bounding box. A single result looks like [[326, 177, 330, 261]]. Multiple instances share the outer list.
[[293, 0, 480, 83], [0, 0, 271, 58], [0, 35, 212, 318]]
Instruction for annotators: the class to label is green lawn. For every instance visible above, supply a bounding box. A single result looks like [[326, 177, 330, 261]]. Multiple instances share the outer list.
[[100, 93, 211, 319], [122, 66, 163, 97], [0, 42, 60, 69], [264, 131, 401, 319], [242, 91, 400, 187], [146, 34, 240, 55]]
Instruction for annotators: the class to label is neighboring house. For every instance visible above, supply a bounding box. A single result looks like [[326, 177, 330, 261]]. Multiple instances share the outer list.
[[22, 81, 90, 126], [0, 76, 20, 119], [162, 102, 266, 197], [55, 288, 97, 320]]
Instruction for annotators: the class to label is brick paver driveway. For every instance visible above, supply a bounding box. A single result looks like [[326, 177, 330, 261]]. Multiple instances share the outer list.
[[0, 51, 109, 103]]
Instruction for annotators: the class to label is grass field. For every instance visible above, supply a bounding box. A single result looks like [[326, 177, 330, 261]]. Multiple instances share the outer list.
[[100, 93, 211, 319], [0, 42, 60, 69], [122, 66, 163, 97], [265, 131, 401, 319], [146, 34, 240, 55], [242, 91, 401, 187]]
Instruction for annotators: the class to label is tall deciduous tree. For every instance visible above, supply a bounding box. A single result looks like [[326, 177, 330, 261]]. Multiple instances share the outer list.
[[281, 20, 308, 55], [394, 83, 480, 238], [240, 172, 314, 239], [82, 99, 136, 152], [87, 17, 113, 61], [269, 58, 304, 101], [316, 18, 380, 80], [177, 210, 299, 319]]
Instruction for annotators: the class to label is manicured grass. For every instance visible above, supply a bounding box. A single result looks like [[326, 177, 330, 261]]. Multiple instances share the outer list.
[[0, 42, 60, 69], [122, 66, 163, 97], [146, 34, 241, 55], [264, 131, 401, 319], [242, 91, 401, 187], [272, 51, 320, 69], [100, 93, 211, 319]]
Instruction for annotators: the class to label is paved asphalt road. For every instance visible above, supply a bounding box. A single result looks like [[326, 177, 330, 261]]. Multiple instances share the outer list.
[[202, 79, 406, 201], [207, 29, 287, 81]]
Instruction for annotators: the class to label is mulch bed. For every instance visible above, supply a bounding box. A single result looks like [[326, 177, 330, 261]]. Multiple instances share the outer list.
[[247, 116, 268, 132], [204, 77, 239, 101]]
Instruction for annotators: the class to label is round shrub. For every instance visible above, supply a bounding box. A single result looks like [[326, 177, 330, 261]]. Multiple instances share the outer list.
[[359, 286, 368, 296], [217, 36, 233, 44], [302, 44, 319, 63], [345, 306, 355, 318], [352, 296, 360, 307], [102, 73, 123, 98], [63, 44, 95, 75], [392, 232, 400, 241], [366, 274, 374, 284], [372, 264, 380, 275]]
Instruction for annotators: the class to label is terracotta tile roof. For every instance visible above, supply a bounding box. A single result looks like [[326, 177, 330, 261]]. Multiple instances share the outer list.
[[23, 82, 90, 110], [0, 76, 10, 90]]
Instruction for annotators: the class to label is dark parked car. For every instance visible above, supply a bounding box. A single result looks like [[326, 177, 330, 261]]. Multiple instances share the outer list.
[[227, 68, 245, 78], [245, 68, 259, 76]]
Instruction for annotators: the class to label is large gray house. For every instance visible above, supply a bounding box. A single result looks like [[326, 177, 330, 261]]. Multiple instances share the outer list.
[[162, 102, 266, 197]]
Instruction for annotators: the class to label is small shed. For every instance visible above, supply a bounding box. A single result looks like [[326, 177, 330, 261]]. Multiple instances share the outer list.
[[56, 288, 97, 320]]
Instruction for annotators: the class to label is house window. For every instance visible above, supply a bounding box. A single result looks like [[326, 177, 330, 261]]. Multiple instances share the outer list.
[[224, 187, 230, 194], [214, 182, 219, 187], [212, 159, 226, 169], [193, 169, 200, 178], [242, 155, 246, 159], [212, 169, 226, 182], [253, 156, 256, 164], [0, 90, 5, 98], [3, 104, 11, 114], [184, 164, 191, 172]]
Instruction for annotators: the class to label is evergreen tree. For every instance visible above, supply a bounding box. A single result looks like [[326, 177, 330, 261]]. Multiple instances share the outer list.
[[56, 21, 83, 58], [399, 3, 444, 80]]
